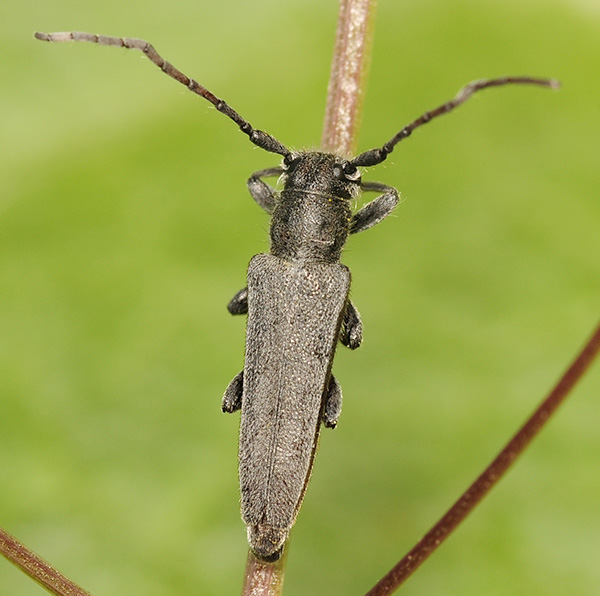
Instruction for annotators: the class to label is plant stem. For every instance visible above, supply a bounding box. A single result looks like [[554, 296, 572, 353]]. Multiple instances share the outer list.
[[0, 527, 93, 596], [321, 0, 377, 155], [240, 548, 288, 596], [364, 319, 600, 596], [239, 2, 377, 592]]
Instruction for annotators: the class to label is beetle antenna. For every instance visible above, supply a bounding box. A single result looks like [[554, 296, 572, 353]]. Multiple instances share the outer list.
[[351, 76, 560, 167], [34, 31, 291, 158]]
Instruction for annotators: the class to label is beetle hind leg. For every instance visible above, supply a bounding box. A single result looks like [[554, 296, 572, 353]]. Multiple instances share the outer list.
[[323, 375, 343, 429], [222, 370, 243, 413]]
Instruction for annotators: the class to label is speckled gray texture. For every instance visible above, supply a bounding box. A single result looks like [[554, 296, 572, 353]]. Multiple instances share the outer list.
[[239, 254, 350, 558]]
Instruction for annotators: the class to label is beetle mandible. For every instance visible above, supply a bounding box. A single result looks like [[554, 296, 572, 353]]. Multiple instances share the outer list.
[[35, 31, 558, 561]]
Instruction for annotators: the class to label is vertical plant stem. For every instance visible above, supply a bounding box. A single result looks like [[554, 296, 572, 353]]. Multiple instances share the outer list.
[[364, 320, 600, 596], [0, 527, 93, 596], [321, 0, 377, 156], [241, 548, 288, 596], [239, 2, 377, 593]]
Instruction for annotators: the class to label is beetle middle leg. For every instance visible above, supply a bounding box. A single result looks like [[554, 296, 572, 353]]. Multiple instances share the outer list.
[[350, 181, 399, 234], [222, 370, 243, 413], [340, 300, 363, 349], [228, 287, 248, 315]]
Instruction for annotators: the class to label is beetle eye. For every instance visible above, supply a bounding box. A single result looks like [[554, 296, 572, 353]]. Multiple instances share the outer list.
[[334, 162, 361, 182]]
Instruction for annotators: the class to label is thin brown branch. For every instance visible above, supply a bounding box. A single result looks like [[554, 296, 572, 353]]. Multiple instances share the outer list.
[[0, 527, 93, 596], [321, 0, 377, 156], [365, 319, 600, 596], [239, 3, 378, 593], [240, 548, 287, 596]]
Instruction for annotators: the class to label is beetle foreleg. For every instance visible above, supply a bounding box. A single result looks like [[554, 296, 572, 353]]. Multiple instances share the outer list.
[[350, 181, 399, 234], [222, 370, 244, 413], [247, 167, 284, 214], [323, 375, 343, 429]]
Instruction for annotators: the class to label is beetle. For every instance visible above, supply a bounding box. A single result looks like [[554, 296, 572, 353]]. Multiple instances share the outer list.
[[35, 30, 558, 561]]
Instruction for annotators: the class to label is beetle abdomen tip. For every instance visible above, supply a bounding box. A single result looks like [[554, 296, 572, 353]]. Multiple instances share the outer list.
[[247, 524, 288, 561]]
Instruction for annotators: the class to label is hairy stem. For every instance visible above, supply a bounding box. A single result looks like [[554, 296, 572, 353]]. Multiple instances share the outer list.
[[365, 320, 600, 596], [239, 2, 377, 593], [240, 548, 288, 596], [0, 527, 93, 596], [321, 0, 377, 156]]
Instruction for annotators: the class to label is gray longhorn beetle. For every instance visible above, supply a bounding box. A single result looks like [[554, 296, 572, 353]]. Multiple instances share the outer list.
[[36, 31, 558, 561]]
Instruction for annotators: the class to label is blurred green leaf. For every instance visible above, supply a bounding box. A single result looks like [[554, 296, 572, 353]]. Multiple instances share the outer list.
[[1, 1, 599, 595]]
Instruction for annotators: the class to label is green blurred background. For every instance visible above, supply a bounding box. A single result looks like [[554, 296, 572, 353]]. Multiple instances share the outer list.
[[1, 0, 599, 594]]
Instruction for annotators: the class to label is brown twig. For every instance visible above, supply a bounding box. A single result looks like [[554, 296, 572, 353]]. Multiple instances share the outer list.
[[0, 527, 93, 596], [364, 320, 600, 596], [238, 2, 377, 592], [240, 548, 288, 596], [321, 0, 377, 156]]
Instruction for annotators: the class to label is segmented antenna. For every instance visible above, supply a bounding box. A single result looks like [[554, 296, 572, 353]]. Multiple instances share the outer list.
[[351, 76, 560, 167], [34, 31, 290, 158], [35, 32, 559, 168]]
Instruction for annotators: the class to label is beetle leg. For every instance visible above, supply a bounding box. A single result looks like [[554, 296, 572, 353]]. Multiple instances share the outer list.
[[350, 181, 399, 234], [247, 167, 284, 214], [228, 287, 248, 315], [340, 300, 363, 349], [222, 370, 244, 413], [323, 375, 343, 428]]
